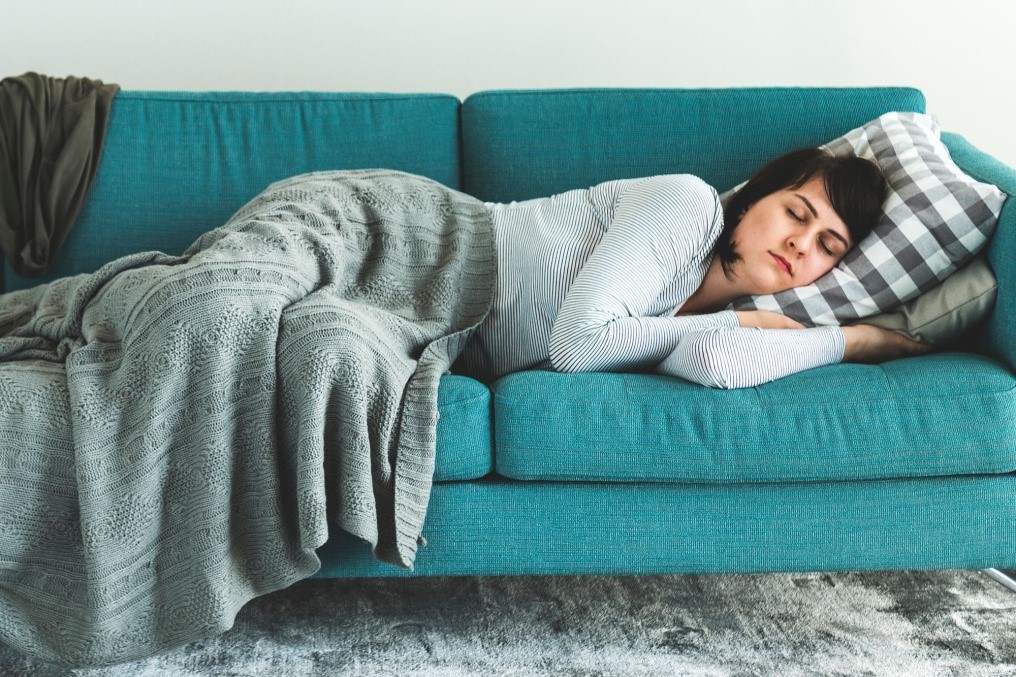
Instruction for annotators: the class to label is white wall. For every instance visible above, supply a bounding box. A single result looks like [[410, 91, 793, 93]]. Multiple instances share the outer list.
[[6, 0, 1015, 167]]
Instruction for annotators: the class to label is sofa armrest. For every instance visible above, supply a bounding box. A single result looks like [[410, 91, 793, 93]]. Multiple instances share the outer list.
[[941, 132, 1016, 370]]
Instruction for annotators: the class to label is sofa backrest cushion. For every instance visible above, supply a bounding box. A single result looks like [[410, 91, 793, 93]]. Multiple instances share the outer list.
[[460, 87, 927, 202], [3, 91, 461, 294]]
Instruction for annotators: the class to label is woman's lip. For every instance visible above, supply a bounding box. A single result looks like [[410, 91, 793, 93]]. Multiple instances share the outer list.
[[771, 252, 791, 275]]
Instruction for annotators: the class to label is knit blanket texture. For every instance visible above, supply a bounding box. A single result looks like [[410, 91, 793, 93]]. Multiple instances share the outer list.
[[0, 169, 496, 667]]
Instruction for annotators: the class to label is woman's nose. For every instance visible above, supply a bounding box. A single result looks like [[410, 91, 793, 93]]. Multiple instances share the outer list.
[[788, 235, 811, 256]]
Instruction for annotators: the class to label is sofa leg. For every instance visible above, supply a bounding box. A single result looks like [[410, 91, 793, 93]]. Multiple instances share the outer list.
[[982, 568, 1016, 593]]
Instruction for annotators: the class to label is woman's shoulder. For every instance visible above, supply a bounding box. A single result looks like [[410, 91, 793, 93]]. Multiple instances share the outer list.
[[639, 173, 718, 200], [586, 174, 722, 251], [614, 174, 721, 225], [594, 173, 718, 207]]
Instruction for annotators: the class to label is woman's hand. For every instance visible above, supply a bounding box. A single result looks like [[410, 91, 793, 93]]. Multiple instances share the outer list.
[[734, 310, 806, 330], [840, 324, 936, 363]]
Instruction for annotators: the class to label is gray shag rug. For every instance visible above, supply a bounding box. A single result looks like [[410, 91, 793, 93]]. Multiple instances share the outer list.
[[2, 569, 1015, 676]]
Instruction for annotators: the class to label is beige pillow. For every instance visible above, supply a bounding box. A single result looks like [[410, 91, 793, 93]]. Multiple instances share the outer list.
[[846, 252, 996, 345]]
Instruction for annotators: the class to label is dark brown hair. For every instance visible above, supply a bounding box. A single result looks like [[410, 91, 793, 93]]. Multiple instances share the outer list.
[[714, 148, 888, 279]]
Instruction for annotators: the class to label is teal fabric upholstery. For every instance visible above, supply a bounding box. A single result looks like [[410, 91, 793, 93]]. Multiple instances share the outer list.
[[493, 353, 1016, 483], [461, 86, 926, 202], [434, 375, 493, 481], [2, 91, 461, 294], [312, 476, 1016, 577]]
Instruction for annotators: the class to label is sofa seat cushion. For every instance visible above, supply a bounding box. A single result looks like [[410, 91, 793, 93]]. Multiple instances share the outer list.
[[493, 352, 1016, 483], [435, 375, 493, 481]]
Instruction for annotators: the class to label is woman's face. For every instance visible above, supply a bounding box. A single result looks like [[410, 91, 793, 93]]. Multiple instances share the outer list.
[[731, 174, 853, 294]]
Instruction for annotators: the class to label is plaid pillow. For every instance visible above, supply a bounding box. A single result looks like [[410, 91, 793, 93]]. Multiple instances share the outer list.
[[721, 112, 1007, 326]]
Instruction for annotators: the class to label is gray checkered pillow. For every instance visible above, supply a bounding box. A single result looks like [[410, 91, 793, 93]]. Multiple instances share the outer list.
[[721, 112, 1007, 326]]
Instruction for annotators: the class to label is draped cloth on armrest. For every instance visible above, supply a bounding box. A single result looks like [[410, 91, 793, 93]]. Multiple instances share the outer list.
[[0, 71, 119, 276]]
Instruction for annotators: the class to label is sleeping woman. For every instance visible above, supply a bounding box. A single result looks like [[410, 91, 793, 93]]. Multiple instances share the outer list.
[[453, 148, 935, 388]]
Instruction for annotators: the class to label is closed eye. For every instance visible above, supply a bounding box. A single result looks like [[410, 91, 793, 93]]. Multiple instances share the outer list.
[[787, 208, 834, 256]]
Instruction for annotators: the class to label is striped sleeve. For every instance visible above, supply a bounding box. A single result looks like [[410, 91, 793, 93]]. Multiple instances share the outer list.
[[548, 174, 733, 373], [654, 325, 846, 388]]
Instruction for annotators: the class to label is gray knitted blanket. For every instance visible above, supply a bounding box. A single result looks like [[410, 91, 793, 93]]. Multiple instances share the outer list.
[[0, 169, 496, 667]]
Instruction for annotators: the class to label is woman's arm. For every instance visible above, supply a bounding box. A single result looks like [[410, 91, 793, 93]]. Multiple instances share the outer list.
[[657, 322, 935, 389], [549, 174, 730, 373], [655, 325, 845, 388]]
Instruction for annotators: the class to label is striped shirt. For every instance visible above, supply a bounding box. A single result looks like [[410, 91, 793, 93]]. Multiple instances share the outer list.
[[453, 174, 845, 388]]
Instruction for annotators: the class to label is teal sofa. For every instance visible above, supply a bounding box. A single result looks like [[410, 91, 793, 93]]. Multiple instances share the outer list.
[[8, 87, 1016, 579]]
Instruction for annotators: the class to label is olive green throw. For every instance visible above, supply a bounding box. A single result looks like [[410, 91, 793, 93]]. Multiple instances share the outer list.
[[0, 72, 119, 277], [0, 169, 496, 667]]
